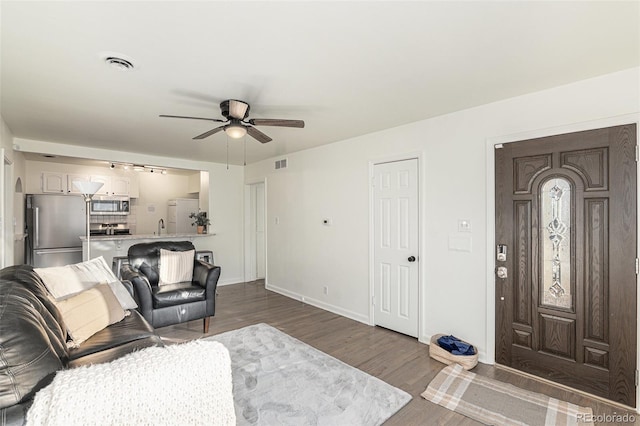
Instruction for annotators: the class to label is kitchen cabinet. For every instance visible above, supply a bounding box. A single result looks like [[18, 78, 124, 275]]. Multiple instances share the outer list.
[[90, 175, 111, 195], [42, 172, 90, 194], [128, 175, 139, 198], [41, 172, 66, 193], [67, 174, 90, 194], [89, 175, 130, 196], [111, 176, 130, 196]]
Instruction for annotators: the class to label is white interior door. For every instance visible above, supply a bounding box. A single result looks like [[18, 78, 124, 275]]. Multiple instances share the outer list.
[[373, 158, 419, 337], [245, 182, 266, 282], [255, 183, 266, 279]]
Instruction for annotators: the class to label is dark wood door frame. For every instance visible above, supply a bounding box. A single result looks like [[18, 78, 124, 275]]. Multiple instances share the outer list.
[[485, 116, 640, 409]]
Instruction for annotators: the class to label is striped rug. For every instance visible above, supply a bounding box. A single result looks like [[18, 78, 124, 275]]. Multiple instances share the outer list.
[[422, 364, 594, 426]]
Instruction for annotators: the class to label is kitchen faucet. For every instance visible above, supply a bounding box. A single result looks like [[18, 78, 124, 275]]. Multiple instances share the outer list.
[[158, 218, 165, 235]]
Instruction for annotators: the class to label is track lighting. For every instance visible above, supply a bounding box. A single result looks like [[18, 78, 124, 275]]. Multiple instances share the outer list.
[[109, 162, 170, 175]]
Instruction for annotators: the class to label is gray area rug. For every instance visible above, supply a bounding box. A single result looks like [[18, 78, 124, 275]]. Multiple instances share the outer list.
[[206, 323, 411, 425]]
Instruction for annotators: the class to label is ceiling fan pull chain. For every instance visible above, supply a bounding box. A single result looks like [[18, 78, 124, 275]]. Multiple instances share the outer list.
[[243, 135, 247, 166], [226, 134, 229, 170]]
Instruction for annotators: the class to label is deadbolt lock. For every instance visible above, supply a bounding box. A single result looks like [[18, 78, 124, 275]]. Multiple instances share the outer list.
[[497, 244, 507, 262]]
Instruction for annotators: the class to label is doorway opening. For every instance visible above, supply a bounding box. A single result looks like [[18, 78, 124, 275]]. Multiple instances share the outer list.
[[245, 181, 266, 282]]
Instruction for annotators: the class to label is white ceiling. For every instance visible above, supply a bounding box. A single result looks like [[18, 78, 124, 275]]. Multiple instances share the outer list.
[[1, 1, 638, 166]]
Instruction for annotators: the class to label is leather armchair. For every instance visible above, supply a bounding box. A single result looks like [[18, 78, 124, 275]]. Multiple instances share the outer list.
[[120, 241, 220, 333]]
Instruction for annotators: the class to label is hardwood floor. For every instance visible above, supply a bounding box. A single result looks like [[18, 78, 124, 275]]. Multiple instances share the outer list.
[[156, 281, 639, 425]]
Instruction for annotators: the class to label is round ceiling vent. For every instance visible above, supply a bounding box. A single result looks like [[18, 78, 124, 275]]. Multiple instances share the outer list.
[[104, 56, 134, 71]]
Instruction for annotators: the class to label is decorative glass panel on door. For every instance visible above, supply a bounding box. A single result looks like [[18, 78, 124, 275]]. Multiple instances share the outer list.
[[541, 177, 572, 309]]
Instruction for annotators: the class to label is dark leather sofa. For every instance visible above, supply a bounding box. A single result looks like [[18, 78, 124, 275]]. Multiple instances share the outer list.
[[120, 241, 220, 333], [0, 265, 164, 425]]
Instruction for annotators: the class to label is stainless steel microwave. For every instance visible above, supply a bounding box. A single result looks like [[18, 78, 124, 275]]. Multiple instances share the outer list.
[[90, 196, 130, 215]]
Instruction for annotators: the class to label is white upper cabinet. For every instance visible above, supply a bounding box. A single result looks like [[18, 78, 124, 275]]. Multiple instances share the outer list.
[[40, 172, 132, 196], [67, 174, 90, 194], [111, 176, 130, 196], [41, 172, 66, 193], [90, 175, 111, 196], [42, 172, 90, 194], [89, 175, 131, 196]]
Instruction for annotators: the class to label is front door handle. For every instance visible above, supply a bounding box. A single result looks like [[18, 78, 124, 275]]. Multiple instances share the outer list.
[[408, 256, 416, 262]]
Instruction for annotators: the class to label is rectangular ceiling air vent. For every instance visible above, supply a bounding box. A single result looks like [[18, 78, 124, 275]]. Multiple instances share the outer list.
[[275, 158, 288, 170]]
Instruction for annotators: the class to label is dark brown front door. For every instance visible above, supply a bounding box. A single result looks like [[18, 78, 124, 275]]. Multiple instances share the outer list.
[[495, 124, 637, 407]]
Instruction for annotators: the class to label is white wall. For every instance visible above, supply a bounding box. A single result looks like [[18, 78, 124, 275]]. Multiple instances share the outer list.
[[245, 67, 640, 362], [132, 172, 195, 235], [208, 163, 244, 285], [14, 139, 245, 285]]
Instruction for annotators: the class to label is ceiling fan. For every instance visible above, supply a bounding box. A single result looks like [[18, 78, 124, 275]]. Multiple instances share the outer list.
[[160, 99, 304, 143]]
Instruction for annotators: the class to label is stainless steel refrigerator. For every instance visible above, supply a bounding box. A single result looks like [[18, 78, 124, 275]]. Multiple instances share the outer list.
[[25, 194, 86, 267]]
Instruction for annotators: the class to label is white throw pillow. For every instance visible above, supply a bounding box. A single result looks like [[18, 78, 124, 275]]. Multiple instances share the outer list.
[[35, 257, 137, 310], [71, 256, 118, 283], [103, 281, 138, 310], [159, 249, 195, 286], [34, 265, 89, 300], [54, 283, 125, 347], [72, 256, 137, 310]]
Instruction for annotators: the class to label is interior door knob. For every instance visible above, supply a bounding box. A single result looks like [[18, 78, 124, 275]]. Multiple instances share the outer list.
[[408, 256, 416, 262]]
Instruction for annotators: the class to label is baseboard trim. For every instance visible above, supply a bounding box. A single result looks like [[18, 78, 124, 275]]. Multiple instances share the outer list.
[[266, 283, 370, 325], [217, 277, 245, 286]]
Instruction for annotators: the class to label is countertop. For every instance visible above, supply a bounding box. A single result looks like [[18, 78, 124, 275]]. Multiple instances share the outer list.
[[79, 233, 215, 241]]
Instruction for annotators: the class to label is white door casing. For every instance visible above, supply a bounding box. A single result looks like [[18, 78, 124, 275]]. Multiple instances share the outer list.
[[373, 158, 419, 337], [244, 181, 266, 282], [0, 150, 5, 268], [255, 183, 266, 279]]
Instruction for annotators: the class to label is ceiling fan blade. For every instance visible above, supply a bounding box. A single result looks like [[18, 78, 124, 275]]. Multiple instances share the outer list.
[[246, 126, 273, 144], [248, 118, 305, 128], [160, 114, 225, 123], [193, 126, 225, 140], [228, 100, 250, 120]]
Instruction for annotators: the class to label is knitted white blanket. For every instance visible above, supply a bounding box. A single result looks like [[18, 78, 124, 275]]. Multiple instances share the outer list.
[[27, 340, 236, 426]]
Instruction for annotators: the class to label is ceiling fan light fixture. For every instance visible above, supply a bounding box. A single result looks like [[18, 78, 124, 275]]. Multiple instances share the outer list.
[[104, 56, 134, 71], [228, 100, 249, 120], [225, 123, 247, 139]]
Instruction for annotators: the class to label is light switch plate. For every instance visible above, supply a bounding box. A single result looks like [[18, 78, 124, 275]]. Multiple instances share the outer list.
[[458, 219, 472, 232]]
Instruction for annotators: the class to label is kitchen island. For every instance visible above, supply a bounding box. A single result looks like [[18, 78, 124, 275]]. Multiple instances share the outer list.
[[79, 233, 216, 266]]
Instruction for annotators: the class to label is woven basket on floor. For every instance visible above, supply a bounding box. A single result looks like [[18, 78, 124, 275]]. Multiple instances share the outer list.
[[429, 334, 478, 370]]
